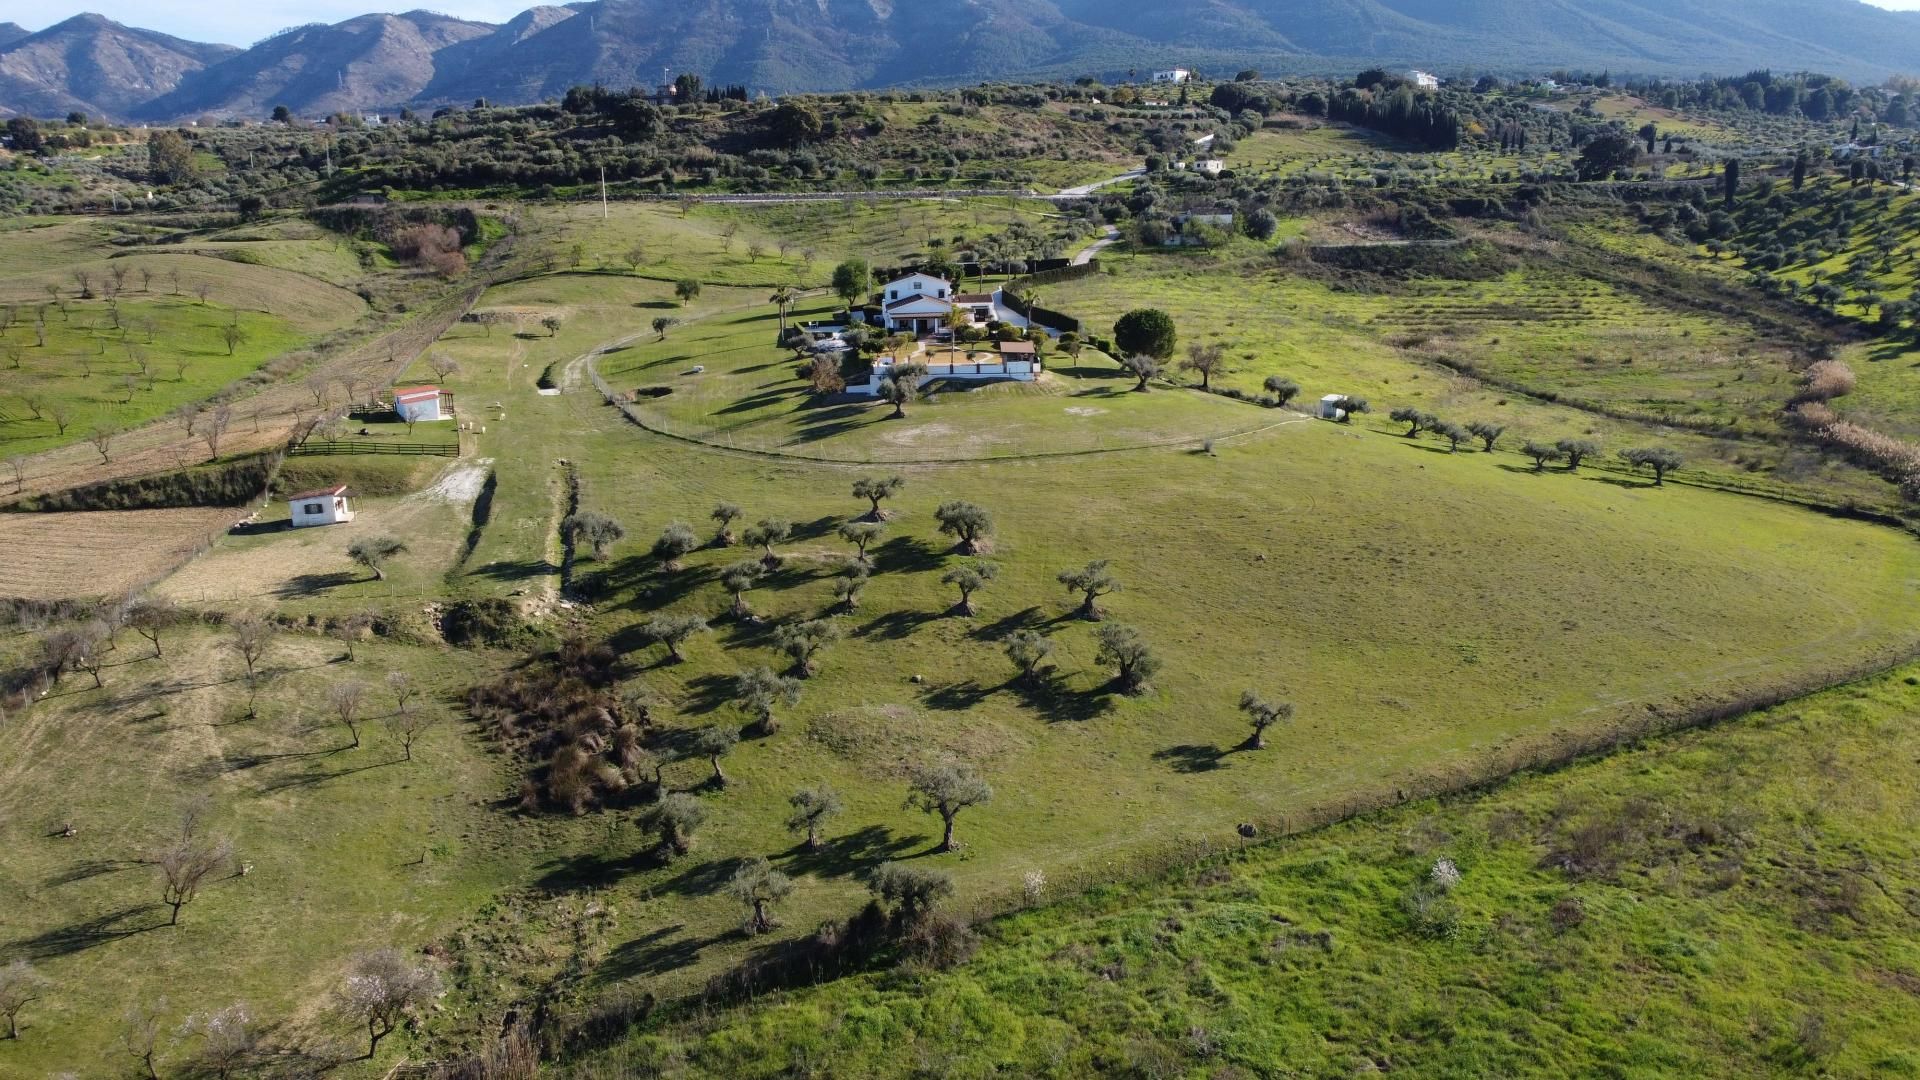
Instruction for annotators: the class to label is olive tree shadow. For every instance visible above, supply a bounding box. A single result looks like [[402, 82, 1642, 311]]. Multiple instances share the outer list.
[[1152, 743, 1231, 773]]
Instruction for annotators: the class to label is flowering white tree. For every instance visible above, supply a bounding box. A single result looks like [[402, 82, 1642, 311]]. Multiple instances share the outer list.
[[340, 949, 440, 1059]]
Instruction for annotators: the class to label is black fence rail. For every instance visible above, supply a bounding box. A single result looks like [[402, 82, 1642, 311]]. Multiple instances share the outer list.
[[289, 439, 459, 457]]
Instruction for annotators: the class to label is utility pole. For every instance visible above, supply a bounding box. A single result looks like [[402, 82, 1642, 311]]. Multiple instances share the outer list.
[[600, 166, 609, 219]]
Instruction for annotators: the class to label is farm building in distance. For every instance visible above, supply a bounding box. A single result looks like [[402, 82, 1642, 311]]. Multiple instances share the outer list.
[[288, 485, 354, 528], [392, 385, 447, 422], [1319, 394, 1349, 419]]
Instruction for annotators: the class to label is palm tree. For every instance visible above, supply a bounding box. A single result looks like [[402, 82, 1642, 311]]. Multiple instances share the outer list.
[[770, 285, 796, 335]]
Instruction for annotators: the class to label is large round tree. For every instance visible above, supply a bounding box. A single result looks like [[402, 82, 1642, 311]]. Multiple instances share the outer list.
[[1112, 308, 1177, 361]]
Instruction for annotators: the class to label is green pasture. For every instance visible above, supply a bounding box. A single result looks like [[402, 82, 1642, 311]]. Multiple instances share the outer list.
[[0, 629, 537, 1075], [576, 660, 1920, 1078]]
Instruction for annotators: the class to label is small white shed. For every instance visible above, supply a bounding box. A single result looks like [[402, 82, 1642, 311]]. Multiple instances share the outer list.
[[1318, 393, 1347, 420], [289, 485, 354, 528], [393, 385, 443, 423]]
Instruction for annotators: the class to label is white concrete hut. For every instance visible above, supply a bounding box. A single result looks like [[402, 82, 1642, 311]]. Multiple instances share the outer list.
[[288, 484, 354, 528]]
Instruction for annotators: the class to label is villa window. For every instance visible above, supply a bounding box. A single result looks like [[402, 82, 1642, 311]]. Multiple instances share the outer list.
[[304, 503, 323, 514]]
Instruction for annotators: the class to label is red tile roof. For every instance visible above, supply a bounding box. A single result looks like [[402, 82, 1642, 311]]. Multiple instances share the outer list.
[[393, 386, 440, 402], [288, 485, 348, 500]]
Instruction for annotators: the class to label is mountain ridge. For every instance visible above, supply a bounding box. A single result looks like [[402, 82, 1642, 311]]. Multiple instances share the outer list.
[[6, 1, 1920, 123]]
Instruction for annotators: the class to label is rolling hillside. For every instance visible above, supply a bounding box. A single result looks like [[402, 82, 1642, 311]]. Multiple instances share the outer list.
[[4, 0, 1920, 120]]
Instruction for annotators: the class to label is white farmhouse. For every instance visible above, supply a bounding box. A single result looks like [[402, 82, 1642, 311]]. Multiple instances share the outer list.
[[879, 272, 955, 335], [1408, 70, 1440, 90], [1151, 69, 1191, 84], [1318, 394, 1348, 420], [288, 484, 354, 528]]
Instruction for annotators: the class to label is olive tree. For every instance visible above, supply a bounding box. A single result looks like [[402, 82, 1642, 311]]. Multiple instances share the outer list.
[[1095, 622, 1160, 694], [1555, 438, 1601, 471], [933, 500, 992, 554], [642, 792, 706, 857], [878, 363, 926, 418], [743, 518, 791, 566], [720, 559, 765, 619], [1057, 559, 1120, 620], [786, 785, 843, 850], [339, 948, 440, 1059], [905, 760, 993, 852], [651, 522, 699, 570], [868, 862, 954, 920], [729, 858, 795, 935], [1263, 375, 1301, 406], [710, 502, 743, 546], [1003, 629, 1055, 682], [1333, 396, 1369, 423], [1238, 690, 1295, 750], [734, 665, 802, 733], [1390, 407, 1437, 437], [1620, 447, 1683, 485], [940, 560, 997, 616], [1180, 342, 1227, 389], [773, 618, 843, 677], [852, 474, 905, 519], [1465, 421, 1505, 452], [1118, 353, 1161, 391], [641, 612, 709, 662], [1433, 420, 1470, 452], [561, 511, 626, 561], [695, 724, 740, 786], [347, 536, 406, 581], [837, 520, 886, 565], [1522, 440, 1564, 470], [832, 562, 870, 611]]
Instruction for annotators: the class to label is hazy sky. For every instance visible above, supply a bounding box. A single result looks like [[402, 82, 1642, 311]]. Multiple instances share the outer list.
[[16, 0, 1920, 45]]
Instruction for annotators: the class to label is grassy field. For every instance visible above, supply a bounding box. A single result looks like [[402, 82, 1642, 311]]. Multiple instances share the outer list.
[[0, 222, 369, 457], [317, 254, 1920, 1017], [529, 197, 1092, 292], [0, 627, 540, 1075], [1044, 242, 1900, 507], [10, 169, 1920, 1077], [571, 659, 1920, 1078]]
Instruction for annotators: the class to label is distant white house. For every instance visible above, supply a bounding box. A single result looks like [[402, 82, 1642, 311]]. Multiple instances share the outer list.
[[392, 385, 444, 422], [289, 484, 354, 528], [1318, 394, 1348, 420], [1151, 69, 1192, 84], [1196, 159, 1225, 176], [879, 273, 956, 335], [1408, 70, 1440, 90]]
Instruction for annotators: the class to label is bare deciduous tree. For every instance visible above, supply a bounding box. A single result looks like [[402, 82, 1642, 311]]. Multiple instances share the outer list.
[[227, 617, 271, 716], [87, 427, 115, 464], [330, 681, 369, 748], [151, 799, 234, 926], [121, 999, 167, 1079], [202, 405, 231, 461], [177, 1002, 254, 1078], [128, 597, 183, 658], [339, 948, 441, 1058], [0, 960, 49, 1040], [383, 706, 441, 762]]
